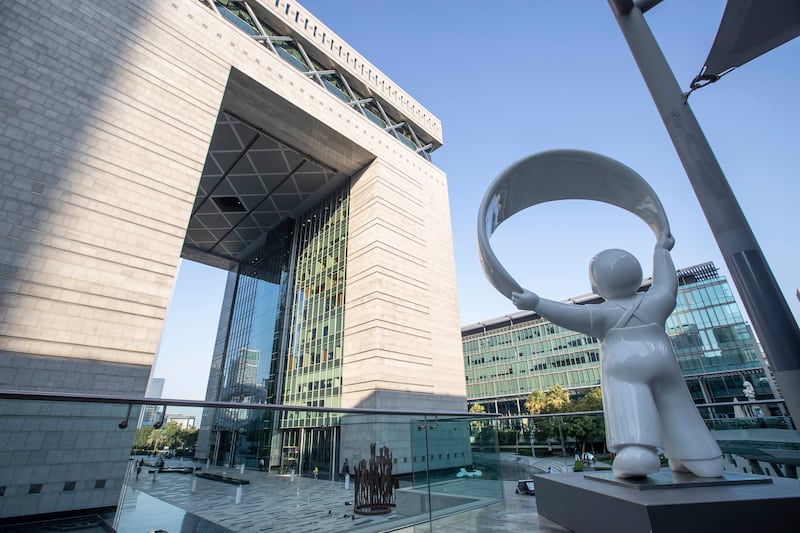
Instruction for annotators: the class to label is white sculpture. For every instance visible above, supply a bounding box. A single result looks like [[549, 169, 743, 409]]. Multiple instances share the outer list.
[[477, 150, 724, 478], [742, 380, 756, 401]]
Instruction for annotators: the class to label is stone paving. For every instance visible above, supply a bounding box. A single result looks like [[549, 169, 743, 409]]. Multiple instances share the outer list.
[[115, 460, 568, 532]]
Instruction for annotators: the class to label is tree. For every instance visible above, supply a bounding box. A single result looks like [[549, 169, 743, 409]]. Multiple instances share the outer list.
[[133, 426, 154, 451], [545, 385, 570, 413], [525, 386, 606, 456], [527, 387, 567, 452], [573, 387, 603, 412], [525, 390, 547, 415], [525, 385, 570, 415], [469, 403, 486, 414], [564, 388, 605, 455], [163, 421, 184, 449], [146, 427, 167, 452], [563, 415, 605, 454], [183, 427, 198, 449]]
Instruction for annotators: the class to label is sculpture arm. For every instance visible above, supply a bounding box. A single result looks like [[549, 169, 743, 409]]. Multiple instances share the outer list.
[[513, 290, 599, 337], [650, 234, 678, 313]]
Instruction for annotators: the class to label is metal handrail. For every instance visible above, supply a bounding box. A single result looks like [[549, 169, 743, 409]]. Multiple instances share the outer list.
[[0, 389, 499, 418]]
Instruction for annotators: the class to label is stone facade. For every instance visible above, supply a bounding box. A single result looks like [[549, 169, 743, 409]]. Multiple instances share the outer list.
[[1, 0, 465, 519]]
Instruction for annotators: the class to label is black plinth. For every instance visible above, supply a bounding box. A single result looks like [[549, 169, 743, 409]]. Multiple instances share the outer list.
[[534, 469, 800, 533]]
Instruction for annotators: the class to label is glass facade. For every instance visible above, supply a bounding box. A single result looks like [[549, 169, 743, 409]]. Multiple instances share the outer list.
[[668, 267, 773, 406], [463, 263, 778, 417], [208, 219, 294, 468], [279, 187, 349, 475], [207, 0, 434, 160], [206, 185, 349, 475]]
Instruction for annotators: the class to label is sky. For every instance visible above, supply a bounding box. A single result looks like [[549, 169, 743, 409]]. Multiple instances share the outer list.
[[151, 0, 799, 402]]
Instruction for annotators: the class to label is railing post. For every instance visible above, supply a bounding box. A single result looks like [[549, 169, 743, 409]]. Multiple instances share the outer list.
[[608, 0, 800, 424]]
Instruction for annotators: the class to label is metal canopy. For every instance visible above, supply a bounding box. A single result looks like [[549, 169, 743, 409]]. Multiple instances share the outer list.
[[182, 111, 337, 269], [692, 0, 800, 88]]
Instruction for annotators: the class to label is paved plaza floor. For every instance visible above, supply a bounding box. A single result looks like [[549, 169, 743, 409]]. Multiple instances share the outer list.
[[115, 461, 569, 532]]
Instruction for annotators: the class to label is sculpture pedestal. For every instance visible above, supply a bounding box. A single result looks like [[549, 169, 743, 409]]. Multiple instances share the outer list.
[[534, 469, 800, 533]]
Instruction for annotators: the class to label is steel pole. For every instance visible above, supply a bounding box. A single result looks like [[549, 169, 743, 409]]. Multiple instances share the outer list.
[[608, 0, 800, 422]]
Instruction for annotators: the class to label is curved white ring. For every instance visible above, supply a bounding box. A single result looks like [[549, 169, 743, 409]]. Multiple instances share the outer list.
[[477, 149, 670, 299]]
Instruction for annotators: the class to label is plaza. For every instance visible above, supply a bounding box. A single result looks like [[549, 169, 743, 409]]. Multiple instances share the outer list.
[[2, 0, 799, 530]]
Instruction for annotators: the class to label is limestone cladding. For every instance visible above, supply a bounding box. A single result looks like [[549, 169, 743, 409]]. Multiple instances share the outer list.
[[265, 0, 442, 143], [0, 0, 461, 518], [342, 158, 466, 412], [0, 0, 445, 372]]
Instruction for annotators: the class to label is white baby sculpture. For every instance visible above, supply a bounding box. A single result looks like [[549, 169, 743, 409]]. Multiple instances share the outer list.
[[512, 235, 724, 478], [476, 150, 724, 479]]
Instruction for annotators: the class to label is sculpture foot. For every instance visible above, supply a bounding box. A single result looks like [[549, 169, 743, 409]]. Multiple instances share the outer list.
[[668, 458, 691, 473], [680, 457, 724, 478], [612, 445, 660, 478]]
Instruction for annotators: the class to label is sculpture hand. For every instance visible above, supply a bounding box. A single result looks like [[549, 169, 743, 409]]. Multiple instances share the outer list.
[[512, 290, 540, 311], [657, 233, 675, 251]]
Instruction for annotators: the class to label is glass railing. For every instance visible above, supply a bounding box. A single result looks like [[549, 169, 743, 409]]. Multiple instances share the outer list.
[[2, 392, 796, 531], [485, 400, 798, 479], [0, 393, 502, 532]]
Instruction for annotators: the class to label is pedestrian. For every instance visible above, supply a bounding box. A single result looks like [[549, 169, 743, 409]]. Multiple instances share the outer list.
[[136, 461, 142, 480], [313, 466, 319, 480], [341, 459, 349, 479], [259, 458, 265, 472]]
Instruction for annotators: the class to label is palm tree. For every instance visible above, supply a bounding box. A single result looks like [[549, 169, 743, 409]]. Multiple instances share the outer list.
[[525, 390, 547, 414], [546, 385, 570, 412], [146, 427, 167, 453]]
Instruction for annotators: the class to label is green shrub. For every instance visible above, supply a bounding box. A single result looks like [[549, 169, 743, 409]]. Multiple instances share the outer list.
[[573, 459, 584, 472]]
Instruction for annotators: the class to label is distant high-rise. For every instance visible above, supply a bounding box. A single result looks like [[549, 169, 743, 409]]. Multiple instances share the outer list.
[[0, 0, 465, 521], [462, 262, 779, 416], [141, 378, 166, 426]]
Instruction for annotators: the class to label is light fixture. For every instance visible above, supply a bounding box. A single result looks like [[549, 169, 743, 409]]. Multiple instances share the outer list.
[[118, 404, 133, 429], [153, 406, 167, 429]]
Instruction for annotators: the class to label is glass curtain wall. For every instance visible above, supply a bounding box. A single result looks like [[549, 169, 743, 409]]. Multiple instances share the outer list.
[[210, 220, 294, 468], [463, 320, 602, 415], [280, 185, 350, 477], [668, 275, 775, 410], [464, 264, 776, 420]]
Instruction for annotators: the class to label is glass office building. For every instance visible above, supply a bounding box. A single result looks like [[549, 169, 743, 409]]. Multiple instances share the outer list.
[[185, 1, 467, 480], [203, 186, 350, 473], [463, 262, 779, 417]]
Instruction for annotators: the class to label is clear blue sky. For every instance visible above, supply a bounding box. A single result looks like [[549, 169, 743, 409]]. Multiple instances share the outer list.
[[152, 1, 799, 401]]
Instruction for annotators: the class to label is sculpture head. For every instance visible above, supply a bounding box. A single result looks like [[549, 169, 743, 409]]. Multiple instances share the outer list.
[[589, 249, 642, 300]]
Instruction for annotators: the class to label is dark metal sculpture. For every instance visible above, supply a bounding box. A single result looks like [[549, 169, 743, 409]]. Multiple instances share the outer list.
[[353, 442, 395, 515]]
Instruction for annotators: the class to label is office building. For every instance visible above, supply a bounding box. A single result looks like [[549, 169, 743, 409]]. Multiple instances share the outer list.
[[165, 414, 197, 430], [0, 0, 465, 520], [463, 262, 779, 416], [140, 378, 165, 427]]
